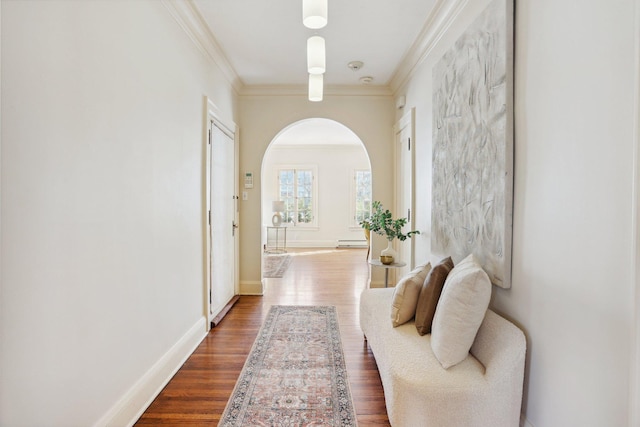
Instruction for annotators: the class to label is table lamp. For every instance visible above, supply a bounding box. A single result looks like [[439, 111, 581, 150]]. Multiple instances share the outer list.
[[272, 201, 285, 226]]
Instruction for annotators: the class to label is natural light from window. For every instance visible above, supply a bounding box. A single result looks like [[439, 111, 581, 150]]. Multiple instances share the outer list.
[[278, 168, 316, 225]]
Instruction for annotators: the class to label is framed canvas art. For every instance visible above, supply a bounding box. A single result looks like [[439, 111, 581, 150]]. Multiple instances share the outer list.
[[431, 0, 514, 288]]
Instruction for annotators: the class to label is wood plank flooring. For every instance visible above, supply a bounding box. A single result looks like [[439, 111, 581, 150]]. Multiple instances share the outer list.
[[135, 248, 390, 426]]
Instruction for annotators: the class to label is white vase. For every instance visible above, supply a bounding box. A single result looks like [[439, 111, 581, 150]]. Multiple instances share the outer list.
[[380, 240, 396, 264]]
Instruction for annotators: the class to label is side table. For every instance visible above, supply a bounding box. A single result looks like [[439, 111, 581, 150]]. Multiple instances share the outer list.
[[265, 226, 287, 254], [369, 259, 406, 287]]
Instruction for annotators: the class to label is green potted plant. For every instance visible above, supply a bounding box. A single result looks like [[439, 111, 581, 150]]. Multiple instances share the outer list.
[[360, 201, 420, 264]]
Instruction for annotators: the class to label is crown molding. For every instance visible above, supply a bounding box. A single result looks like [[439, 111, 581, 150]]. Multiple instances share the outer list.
[[389, 0, 469, 94], [161, 0, 243, 93], [161, 0, 466, 98], [240, 84, 392, 97]]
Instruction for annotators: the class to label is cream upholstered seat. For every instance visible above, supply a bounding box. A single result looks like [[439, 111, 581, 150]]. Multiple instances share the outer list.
[[359, 287, 526, 427]]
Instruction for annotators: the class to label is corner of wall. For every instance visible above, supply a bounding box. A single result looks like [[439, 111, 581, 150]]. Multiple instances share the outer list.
[[240, 280, 264, 296], [520, 414, 535, 427], [0, 0, 3, 414], [631, 1, 640, 425]]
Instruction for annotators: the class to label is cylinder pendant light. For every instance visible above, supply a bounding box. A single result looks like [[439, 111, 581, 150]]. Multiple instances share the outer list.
[[308, 74, 323, 102], [307, 36, 325, 75], [303, 0, 328, 29]]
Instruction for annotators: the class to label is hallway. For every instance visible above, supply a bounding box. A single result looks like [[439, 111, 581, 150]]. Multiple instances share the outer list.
[[136, 248, 390, 426]]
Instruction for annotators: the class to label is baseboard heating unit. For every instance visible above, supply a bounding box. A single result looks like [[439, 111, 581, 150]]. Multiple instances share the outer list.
[[336, 239, 368, 248]]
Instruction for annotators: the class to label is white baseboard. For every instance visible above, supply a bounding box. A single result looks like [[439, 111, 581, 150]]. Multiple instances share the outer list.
[[94, 317, 208, 427], [240, 280, 263, 295], [369, 281, 387, 288]]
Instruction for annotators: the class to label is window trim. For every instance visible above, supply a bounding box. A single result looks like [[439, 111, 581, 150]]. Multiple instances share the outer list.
[[350, 168, 372, 229], [276, 165, 318, 228]]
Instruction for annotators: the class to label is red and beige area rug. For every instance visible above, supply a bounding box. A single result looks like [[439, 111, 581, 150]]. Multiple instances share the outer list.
[[218, 305, 358, 427]]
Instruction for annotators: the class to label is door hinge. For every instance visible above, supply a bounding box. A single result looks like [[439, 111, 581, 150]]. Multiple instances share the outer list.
[[408, 137, 411, 151], [407, 208, 411, 222], [208, 128, 211, 145], [208, 210, 211, 225]]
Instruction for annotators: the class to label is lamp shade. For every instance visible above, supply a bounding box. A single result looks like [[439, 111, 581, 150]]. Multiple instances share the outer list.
[[308, 74, 323, 102], [272, 201, 285, 212], [307, 36, 325, 74], [302, 0, 327, 29]]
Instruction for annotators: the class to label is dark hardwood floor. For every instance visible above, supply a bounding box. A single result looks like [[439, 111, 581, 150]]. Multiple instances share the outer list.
[[135, 247, 390, 426]]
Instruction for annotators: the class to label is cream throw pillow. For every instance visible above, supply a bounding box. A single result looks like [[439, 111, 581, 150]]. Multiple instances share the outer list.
[[390, 263, 432, 327], [431, 254, 491, 369]]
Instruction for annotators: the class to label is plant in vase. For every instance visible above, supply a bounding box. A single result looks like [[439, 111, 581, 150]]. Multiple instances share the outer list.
[[359, 201, 420, 264]]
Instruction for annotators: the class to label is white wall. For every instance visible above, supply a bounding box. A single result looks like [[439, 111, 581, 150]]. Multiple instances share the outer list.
[[0, 1, 237, 425], [398, 0, 638, 425], [238, 94, 395, 293], [262, 144, 370, 247]]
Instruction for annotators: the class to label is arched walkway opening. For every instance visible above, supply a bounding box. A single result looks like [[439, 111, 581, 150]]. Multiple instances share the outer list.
[[260, 118, 372, 279]]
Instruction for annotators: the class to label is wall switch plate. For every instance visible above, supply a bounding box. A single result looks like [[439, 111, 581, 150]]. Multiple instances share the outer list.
[[242, 191, 248, 200]]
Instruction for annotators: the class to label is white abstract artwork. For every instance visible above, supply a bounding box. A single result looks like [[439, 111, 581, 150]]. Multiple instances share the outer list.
[[431, 0, 514, 288]]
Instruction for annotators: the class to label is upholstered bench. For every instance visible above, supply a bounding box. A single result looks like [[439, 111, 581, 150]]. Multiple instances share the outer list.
[[360, 287, 526, 426]]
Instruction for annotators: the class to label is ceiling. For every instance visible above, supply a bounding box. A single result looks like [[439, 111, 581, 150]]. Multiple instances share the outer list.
[[191, 0, 437, 88]]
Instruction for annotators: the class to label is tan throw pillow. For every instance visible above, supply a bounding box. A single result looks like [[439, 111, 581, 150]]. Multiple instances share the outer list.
[[414, 256, 454, 336], [431, 254, 492, 369], [390, 263, 432, 327]]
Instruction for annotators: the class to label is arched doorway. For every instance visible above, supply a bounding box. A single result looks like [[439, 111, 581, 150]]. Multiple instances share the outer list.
[[260, 118, 371, 279]]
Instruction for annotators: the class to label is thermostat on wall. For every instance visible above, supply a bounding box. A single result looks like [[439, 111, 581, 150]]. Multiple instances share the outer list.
[[244, 172, 253, 189]]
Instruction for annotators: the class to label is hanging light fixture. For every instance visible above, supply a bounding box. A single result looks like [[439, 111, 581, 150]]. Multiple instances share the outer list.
[[307, 36, 325, 74], [302, 0, 327, 29], [304, 0, 326, 101], [308, 74, 323, 102]]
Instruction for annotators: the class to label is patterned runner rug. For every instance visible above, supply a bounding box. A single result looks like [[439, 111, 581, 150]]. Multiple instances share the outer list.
[[218, 305, 358, 427]]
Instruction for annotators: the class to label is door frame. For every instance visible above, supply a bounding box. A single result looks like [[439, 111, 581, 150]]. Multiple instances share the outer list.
[[393, 107, 416, 276], [204, 98, 239, 328]]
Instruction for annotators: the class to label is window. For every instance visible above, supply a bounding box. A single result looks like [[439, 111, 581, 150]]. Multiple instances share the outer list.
[[352, 169, 372, 227], [278, 167, 317, 227]]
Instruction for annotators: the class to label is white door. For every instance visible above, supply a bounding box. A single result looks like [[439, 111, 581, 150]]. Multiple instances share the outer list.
[[209, 119, 237, 322], [395, 109, 415, 278]]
